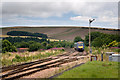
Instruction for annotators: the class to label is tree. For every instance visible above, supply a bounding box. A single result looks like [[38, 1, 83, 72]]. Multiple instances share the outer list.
[[46, 44, 52, 49], [74, 36, 83, 42], [107, 40, 120, 47], [14, 41, 29, 48], [2, 39, 17, 53], [7, 31, 48, 38], [4, 37, 48, 44], [61, 42, 66, 47], [42, 41, 47, 47], [56, 43, 62, 48], [28, 42, 43, 51], [92, 35, 115, 47], [92, 37, 104, 47], [84, 32, 103, 46]]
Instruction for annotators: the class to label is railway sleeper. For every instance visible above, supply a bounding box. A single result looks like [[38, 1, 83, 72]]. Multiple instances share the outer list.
[[2, 61, 65, 80], [2, 58, 66, 79], [2, 56, 82, 80], [1, 57, 53, 72]]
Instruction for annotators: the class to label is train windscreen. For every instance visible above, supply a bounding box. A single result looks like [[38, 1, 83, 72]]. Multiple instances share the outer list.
[[79, 43, 83, 46]]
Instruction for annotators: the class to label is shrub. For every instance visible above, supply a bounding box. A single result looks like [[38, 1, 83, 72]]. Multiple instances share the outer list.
[[92, 37, 103, 47], [107, 40, 120, 47], [46, 44, 52, 49], [2, 39, 17, 53], [74, 36, 84, 42], [28, 43, 43, 51], [84, 31, 120, 47], [15, 55, 21, 59], [84, 32, 103, 46]]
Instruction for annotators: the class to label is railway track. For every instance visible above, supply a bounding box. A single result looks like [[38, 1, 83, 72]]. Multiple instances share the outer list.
[[1, 48, 75, 73], [1, 48, 73, 73], [1, 48, 88, 80]]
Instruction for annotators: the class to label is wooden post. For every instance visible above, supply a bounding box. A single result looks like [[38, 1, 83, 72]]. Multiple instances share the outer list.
[[101, 54, 103, 61], [90, 55, 97, 61], [90, 56, 92, 61]]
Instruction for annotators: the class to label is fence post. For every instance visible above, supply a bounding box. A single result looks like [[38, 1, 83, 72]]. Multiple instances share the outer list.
[[101, 53, 103, 61], [90, 56, 92, 61]]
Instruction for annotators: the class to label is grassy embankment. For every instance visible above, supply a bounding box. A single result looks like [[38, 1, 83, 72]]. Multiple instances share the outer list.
[[84, 46, 120, 61], [1, 49, 64, 67], [57, 61, 119, 78], [56, 47, 119, 78]]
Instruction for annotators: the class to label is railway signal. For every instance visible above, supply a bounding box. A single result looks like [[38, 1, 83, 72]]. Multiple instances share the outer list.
[[89, 19, 95, 54]]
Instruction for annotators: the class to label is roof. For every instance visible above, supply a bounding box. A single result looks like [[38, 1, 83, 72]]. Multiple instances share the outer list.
[[77, 41, 83, 44], [17, 48, 29, 50]]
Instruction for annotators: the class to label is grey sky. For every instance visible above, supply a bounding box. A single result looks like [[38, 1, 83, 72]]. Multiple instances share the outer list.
[[1, 0, 119, 29]]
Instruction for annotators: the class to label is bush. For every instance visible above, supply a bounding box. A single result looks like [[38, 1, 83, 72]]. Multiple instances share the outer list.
[[46, 44, 52, 49], [4, 37, 47, 44], [56, 44, 62, 48], [84, 31, 120, 47], [28, 42, 43, 51], [84, 32, 103, 46], [15, 55, 21, 59], [14, 41, 29, 48], [92, 37, 104, 47], [41, 41, 48, 49], [74, 36, 83, 42], [2, 59, 12, 66], [113, 49, 120, 53], [107, 40, 120, 47], [2, 39, 17, 53]]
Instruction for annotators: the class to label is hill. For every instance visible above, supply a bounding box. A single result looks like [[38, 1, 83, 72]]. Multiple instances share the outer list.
[[1, 26, 119, 41]]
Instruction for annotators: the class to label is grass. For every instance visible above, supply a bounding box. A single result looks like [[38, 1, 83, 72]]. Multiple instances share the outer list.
[[89, 46, 120, 61], [1, 50, 64, 66], [57, 61, 119, 78]]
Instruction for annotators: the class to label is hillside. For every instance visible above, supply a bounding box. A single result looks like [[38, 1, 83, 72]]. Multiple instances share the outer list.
[[1, 26, 119, 41]]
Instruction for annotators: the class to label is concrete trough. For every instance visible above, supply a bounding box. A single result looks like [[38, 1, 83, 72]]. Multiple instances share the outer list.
[[105, 52, 114, 61], [112, 54, 120, 62], [106, 52, 115, 55]]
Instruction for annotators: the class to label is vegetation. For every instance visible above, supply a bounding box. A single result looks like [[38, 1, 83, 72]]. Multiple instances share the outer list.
[[3, 37, 47, 44], [84, 32, 120, 47], [85, 46, 120, 61], [84, 32, 102, 46], [2, 31, 120, 53], [28, 42, 43, 51], [74, 36, 84, 42], [2, 37, 73, 52], [0, 40, 2, 53], [107, 40, 120, 47], [2, 39, 17, 53], [7, 31, 48, 38], [57, 61, 118, 78], [2, 50, 64, 66]]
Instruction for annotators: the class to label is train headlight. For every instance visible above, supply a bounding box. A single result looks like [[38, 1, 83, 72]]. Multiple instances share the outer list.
[[78, 46, 83, 48]]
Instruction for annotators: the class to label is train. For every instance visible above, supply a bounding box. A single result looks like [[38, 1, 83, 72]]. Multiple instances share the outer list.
[[74, 41, 85, 51]]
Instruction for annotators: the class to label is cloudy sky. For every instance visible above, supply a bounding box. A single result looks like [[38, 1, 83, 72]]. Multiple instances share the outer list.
[[0, 0, 119, 29]]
